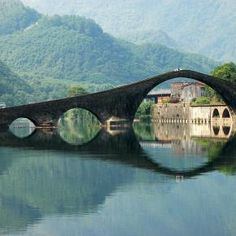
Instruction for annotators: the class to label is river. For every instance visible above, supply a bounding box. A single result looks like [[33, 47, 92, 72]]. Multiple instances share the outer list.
[[0, 117, 236, 236]]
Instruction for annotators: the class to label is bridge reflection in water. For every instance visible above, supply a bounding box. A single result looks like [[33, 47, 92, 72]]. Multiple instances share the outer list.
[[0, 120, 236, 234], [4, 120, 236, 178]]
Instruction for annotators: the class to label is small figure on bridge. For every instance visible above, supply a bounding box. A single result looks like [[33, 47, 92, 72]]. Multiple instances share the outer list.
[[174, 68, 182, 71], [0, 102, 6, 109]]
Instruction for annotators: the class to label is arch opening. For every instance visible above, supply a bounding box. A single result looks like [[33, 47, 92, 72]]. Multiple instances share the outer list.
[[222, 108, 231, 118], [133, 70, 234, 121], [58, 108, 101, 145], [9, 118, 36, 138], [213, 126, 220, 136], [212, 109, 220, 118], [133, 76, 233, 141], [134, 76, 220, 124], [223, 126, 231, 136]]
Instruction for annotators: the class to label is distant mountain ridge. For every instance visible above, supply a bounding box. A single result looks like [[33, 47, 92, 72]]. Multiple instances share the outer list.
[[0, 1, 216, 84], [0, 0, 40, 35], [22, 0, 236, 62], [0, 0, 217, 106]]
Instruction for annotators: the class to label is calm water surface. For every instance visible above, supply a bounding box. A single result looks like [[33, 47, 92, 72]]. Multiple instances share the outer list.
[[1, 119, 236, 236]]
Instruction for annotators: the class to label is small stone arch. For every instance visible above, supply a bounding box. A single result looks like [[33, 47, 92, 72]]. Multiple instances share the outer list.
[[223, 126, 231, 136], [9, 117, 36, 138], [9, 117, 36, 127], [212, 108, 220, 118], [59, 107, 102, 124], [213, 126, 220, 136], [222, 108, 231, 118]]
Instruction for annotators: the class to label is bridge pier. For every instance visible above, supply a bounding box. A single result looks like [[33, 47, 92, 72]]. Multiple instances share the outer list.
[[30, 115, 59, 128], [104, 117, 132, 129], [36, 121, 57, 128], [0, 123, 9, 131]]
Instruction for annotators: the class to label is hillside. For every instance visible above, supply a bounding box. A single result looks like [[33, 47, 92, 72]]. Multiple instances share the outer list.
[[0, 0, 40, 35], [0, 59, 76, 106], [22, 0, 236, 62], [0, 61, 33, 105], [0, 1, 218, 106], [0, 14, 216, 86]]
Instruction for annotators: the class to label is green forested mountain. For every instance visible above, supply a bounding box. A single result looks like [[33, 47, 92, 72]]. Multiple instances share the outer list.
[[0, 59, 77, 106], [22, 0, 236, 62], [0, 1, 217, 106], [0, 14, 216, 85], [0, 0, 40, 35], [130, 30, 178, 49]]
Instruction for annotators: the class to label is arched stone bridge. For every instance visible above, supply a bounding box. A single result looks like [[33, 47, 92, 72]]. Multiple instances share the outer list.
[[1, 70, 236, 128]]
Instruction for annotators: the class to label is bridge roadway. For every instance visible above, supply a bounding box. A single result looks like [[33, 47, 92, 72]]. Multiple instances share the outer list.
[[1, 70, 236, 128]]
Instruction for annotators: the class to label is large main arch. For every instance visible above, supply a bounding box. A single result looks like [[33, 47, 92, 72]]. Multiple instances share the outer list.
[[128, 70, 236, 122]]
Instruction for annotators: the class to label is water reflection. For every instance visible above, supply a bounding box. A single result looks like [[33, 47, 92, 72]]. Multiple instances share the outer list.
[[0, 120, 236, 235], [2, 122, 236, 178], [213, 126, 220, 135], [9, 118, 35, 138], [133, 122, 236, 176], [134, 122, 234, 141], [58, 108, 100, 145]]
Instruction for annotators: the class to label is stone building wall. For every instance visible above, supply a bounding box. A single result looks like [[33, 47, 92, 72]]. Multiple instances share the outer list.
[[152, 103, 190, 122], [152, 103, 233, 124]]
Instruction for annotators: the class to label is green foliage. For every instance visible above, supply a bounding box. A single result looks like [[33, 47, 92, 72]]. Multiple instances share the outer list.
[[194, 138, 226, 161], [133, 122, 156, 141], [204, 86, 223, 104], [135, 101, 155, 118], [0, 61, 33, 106], [211, 62, 236, 82], [191, 96, 210, 105], [219, 166, 236, 175], [209, 62, 236, 103], [193, 62, 236, 105], [59, 108, 100, 145], [68, 85, 88, 97], [0, 0, 41, 35]]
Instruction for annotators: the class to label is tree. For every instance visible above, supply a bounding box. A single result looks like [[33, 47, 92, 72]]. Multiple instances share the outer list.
[[68, 85, 88, 97], [135, 100, 155, 118], [211, 62, 236, 82], [191, 96, 210, 105], [203, 62, 236, 104]]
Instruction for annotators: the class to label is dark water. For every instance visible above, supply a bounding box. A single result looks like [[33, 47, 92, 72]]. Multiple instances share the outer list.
[[1, 119, 236, 236]]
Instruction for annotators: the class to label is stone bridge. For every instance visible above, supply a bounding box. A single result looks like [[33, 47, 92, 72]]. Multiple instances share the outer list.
[[1, 70, 236, 128]]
